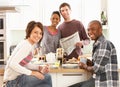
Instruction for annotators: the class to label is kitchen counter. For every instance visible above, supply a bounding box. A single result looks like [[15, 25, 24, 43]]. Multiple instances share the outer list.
[[0, 65, 88, 75], [50, 67, 87, 73], [1, 65, 120, 75], [1, 65, 120, 74]]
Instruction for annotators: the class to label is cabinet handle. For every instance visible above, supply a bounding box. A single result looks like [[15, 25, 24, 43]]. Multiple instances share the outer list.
[[62, 74, 82, 76]]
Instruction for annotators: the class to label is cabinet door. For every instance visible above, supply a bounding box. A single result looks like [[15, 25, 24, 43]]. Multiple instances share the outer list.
[[56, 72, 88, 87], [50, 73, 57, 87]]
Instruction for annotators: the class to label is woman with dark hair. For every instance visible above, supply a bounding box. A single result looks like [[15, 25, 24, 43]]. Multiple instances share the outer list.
[[3, 21, 52, 87], [41, 11, 61, 54]]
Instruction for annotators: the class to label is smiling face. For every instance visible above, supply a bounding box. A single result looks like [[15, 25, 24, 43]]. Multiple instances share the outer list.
[[26, 21, 43, 45], [87, 21, 102, 41], [50, 13, 60, 27], [60, 6, 71, 21], [28, 26, 43, 45]]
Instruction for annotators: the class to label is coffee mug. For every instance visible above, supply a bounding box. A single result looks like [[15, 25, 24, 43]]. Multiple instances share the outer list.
[[80, 57, 87, 64]]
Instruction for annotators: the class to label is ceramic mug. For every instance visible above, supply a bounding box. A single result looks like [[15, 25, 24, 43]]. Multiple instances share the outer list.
[[80, 57, 87, 64]]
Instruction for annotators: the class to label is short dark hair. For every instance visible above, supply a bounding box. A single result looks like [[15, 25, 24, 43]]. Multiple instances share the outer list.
[[52, 11, 61, 18], [25, 21, 43, 42], [89, 20, 102, 29], [59, 2, 71, 12]]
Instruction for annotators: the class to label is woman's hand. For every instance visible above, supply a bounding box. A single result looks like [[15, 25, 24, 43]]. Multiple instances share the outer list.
[[31, 71, 44, 80], [38, 64, 50, 74]]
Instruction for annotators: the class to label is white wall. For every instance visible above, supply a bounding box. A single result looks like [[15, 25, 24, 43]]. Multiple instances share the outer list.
[[42, 0, 82, 25], [108, 0, 120, 68]]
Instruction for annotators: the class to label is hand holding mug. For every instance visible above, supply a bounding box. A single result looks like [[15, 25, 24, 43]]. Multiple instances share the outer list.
[[80, 57, 87, 64], [79, 62, 87, 69], [41, 64, 50, 74]]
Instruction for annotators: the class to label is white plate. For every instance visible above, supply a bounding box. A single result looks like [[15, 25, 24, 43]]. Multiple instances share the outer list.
[[50, 65, 59, 69], [62, 64, 78, 69]]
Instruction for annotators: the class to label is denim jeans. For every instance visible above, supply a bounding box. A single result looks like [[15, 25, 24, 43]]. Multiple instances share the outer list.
[[6, 74, 52, 87], [68, 77, 95, 87]]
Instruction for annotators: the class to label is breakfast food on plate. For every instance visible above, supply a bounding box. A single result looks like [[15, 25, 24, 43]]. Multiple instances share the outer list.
[[66, 57, 79, 64]]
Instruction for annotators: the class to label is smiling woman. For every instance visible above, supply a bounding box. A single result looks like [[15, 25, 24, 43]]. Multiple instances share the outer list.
[[3, 21, 52, 87], [41, 11, 61, 54]]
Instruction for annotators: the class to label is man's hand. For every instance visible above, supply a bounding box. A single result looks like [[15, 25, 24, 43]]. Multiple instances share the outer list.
[[79, 61, 94, 73], [78, 62, 87, 69], [76, 41, 83, 48]]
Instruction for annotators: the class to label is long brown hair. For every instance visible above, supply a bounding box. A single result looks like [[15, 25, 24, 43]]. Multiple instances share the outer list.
[[25, 21, 44, 43]]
